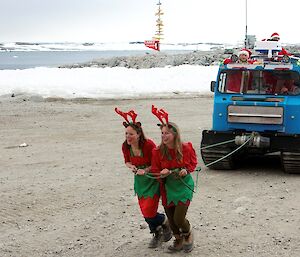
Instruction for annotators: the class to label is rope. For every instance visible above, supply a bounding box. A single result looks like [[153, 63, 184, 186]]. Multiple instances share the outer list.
[[178, 176, 195, 193], [143, 168, 181, 179], [200, 139, 236, 150], [136, 134, 253, 193], [144, 173, 160, 179], [205, 133, 254, 167], [143, 167, 201, 193], [177, 167, 201, 193]]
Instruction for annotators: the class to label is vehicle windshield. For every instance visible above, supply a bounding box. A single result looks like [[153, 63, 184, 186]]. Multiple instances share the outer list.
[[218, 70, 300, 95]]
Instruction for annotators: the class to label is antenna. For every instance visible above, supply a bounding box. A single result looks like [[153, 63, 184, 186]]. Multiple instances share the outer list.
[[245, 0, 248, 48]]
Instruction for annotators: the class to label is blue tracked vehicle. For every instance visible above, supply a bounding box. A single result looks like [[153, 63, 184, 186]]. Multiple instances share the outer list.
[[201, 41, 300, 173]]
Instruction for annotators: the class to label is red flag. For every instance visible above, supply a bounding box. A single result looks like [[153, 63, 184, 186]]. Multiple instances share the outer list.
[[144, 40, 160, 51]]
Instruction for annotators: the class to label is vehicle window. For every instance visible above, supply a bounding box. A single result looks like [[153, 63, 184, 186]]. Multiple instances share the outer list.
[[218, 70, 300, 95]]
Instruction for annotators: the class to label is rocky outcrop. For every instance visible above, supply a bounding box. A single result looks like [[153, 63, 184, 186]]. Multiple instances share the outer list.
[[59, 50, 229, 69], [59, 44, 300, 69]]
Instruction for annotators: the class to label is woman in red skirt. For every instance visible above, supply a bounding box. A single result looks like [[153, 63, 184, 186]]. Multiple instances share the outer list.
[[115, 107, 171, 248], [151, 105, 197, 252]]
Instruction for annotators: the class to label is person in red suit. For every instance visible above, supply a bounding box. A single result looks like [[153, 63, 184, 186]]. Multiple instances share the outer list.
[[268, 32, 291, 56], [151, 105, 198, 253], [224, 48, 255, 65], [115, 107, 172, 248], [223, 49, 254, 92]]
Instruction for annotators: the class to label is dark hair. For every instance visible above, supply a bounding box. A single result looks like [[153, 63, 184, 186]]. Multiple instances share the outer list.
[[123, 123, 146, 149]]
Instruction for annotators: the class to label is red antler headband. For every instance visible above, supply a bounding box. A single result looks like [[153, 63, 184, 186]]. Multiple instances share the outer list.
[[115, 107, 139, 127], [151, 104, 169, 125], [151, 105, 178, 133]]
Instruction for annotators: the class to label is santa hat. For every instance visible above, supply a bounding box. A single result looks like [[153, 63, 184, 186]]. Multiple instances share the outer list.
[[270, 32, 280, 40], [238, 48, 252, 58]]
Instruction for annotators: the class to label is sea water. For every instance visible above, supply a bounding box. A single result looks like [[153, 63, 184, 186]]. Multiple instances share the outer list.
[[0, 50, 193, 70], [0, 50, 150, 70]]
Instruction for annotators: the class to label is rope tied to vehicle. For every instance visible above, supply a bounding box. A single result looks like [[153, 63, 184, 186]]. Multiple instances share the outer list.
[[201, 132, 255, 168]]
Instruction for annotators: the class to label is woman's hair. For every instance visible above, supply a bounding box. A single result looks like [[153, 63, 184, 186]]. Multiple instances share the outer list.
[[159, 121, 183, 162], [123, 123, 146, 149]]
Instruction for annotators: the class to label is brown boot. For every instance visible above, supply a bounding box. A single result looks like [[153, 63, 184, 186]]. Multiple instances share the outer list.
[[162, 218, 172, 242], [167, 234, 183, 252], [148, 226, 163, 248], [183, 229, 194, 253]]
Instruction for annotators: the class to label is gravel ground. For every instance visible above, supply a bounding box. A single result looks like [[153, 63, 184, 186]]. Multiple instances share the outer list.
[[0, 95, 299, 257]]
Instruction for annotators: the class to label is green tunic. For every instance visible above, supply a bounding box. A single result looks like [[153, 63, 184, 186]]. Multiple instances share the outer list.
[[165, 170, 194, 205], [134, 170, 160, 198], [130, 147, 160, 199]]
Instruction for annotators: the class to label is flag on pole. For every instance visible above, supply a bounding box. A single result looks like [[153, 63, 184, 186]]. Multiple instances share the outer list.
[[144, 40, 160, 51]]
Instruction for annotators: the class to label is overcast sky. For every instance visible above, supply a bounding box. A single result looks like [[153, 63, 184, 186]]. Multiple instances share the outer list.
[[1, 0, 299, 44]]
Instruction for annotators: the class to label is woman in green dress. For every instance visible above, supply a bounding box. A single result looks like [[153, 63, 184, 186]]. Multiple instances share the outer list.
[[151, 105, 197, 253]]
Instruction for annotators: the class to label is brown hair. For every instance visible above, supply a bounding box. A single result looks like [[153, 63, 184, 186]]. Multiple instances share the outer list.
[[159, 122, 183, 162], [123, 123, 146, 149]]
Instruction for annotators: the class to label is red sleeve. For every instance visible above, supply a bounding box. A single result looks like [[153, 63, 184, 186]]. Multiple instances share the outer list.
[[141, 139, 156, 164], [151, 147, 161, 174], [279, 47, 291, 56], [144, 139, 156, 157], [147, 139, 156, 148], [223, 58, 231, 64], [184, 142, 198, 173], [122, 143, 130, 163]]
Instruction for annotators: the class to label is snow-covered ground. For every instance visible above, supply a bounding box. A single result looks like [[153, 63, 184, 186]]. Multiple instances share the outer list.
[[0, 65, 218, 99]]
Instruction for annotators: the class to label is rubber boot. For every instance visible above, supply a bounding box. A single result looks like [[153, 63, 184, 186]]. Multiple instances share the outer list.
[[167, 234, 183, 252], [148, 226, 163, 248], [162, 218, 172, 242], [183, 229, 194, 253]]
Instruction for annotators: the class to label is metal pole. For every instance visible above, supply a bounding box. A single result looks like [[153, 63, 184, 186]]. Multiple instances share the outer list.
[[245, 0, 248, 48]]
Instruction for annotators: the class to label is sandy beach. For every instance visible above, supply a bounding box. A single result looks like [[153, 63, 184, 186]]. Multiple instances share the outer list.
[[1, 95, 299, 257]]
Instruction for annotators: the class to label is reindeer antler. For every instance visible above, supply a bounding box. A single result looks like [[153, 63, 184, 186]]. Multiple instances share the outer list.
[[115, 107, 130, 123], [128, 110, 137, 124], [115, 107, 139, 126], [151, 105, 169, 125], [152, 105, 164, 124], [159, 109, 169, 124]]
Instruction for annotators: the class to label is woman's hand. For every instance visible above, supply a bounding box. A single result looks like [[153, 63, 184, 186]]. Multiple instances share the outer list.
[[131, 165, 138, 174], [160, 168, 170, 178], [136, 169, 146, 176], [179, 169, 188, 177], [125, 162, 138, 174]]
